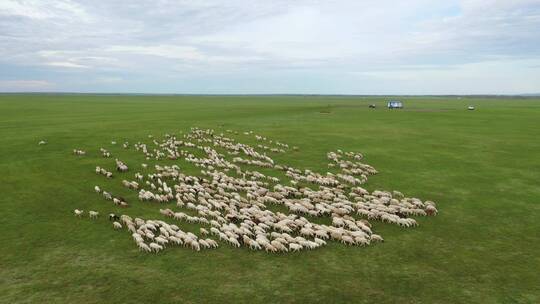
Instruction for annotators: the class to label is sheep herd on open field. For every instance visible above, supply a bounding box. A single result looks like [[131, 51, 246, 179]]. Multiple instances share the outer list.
[[69, 127, 437, 254]]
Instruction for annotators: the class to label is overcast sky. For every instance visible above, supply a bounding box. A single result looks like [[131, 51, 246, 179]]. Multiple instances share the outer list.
[[1, 0, 539, 94]]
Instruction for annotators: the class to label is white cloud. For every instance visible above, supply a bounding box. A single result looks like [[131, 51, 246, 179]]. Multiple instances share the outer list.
[[45, 61, 89, 68], [0, 80, 54, 91], [95, 76, 123, 83], [0, 0, 539, 93], [357, 58, 540, 94], [0, 0, 92, 21], [105, 45, 205, 60], [103, 44, 264, 66]]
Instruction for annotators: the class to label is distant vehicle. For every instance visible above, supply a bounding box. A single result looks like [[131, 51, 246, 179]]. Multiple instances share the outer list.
[[369, 104, 376, 108], [468, 105, 475, 110], [387, 101, 403, 109]]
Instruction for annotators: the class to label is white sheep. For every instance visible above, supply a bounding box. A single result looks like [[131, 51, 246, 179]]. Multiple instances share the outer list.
[[138, 242, 151, 252], [370, 234, 384, 242], [425, 204, 438, 216], [205, 239, 218, 248], [155, 236, 168, 246], [149, 242, 163, 253], [75, 128, 439, 255], [113, 221, 122, 229]]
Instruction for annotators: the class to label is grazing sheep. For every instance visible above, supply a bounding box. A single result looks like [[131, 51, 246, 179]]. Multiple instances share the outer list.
[[289, 243, 302, 252], [370, 234, 384, 242], [102, 191, 112, 200], [149, 242, 163, 253], [155, 236, 168, 246], [89, 211, 99, 219], [73, 149, 86, 156], [199, 239, 211, 249], [138, 242, 151, 253], [425, 204, 438, 216], [190, 240, 201, 251], [74, 209, 84, 217], [74, 128, 439, 255], [204, 239, 218, 248], [314, 238, 326, 246], [115, 159, 128, 172]]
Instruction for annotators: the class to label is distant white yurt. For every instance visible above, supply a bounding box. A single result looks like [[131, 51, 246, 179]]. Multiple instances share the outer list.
[[387, 100, 403, 109]]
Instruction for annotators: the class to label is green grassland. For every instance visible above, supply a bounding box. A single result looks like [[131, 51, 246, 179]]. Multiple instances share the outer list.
[[0, 94, 539, 303]]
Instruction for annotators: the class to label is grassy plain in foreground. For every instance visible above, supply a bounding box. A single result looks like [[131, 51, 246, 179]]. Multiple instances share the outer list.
[[0, 94, 539, 303]]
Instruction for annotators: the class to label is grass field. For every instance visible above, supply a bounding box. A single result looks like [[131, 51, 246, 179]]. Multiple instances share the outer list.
[[0, 94, 539, 304]]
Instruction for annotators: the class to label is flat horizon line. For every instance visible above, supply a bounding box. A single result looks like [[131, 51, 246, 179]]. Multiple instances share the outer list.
[[1, 92, 539, 97]]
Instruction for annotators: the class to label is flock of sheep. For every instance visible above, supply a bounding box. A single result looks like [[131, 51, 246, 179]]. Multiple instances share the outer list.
[[73, 127, 438, 254]]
